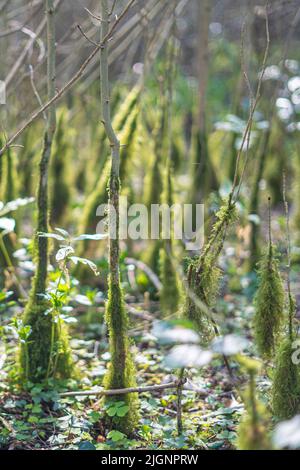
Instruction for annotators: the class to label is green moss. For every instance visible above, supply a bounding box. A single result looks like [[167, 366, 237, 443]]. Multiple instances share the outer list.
[[236, 373, 272, 450], [184, 199, 237, 341], [271, 337, 300, 420], [20, 295, 74, 382], [253, 243, 285, 359], [102, 277, 139, 435]]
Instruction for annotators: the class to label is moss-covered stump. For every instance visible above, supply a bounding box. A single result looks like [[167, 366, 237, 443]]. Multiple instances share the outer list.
[[272, 338, 300, 420], [102, 279, 139, 435], [20, 296, 74, 382]]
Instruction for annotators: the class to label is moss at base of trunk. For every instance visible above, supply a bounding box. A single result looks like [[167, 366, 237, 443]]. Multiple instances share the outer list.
[[19, 295, 74, 383], [272, 338, 300, 420], [102, 279, 139, 435]]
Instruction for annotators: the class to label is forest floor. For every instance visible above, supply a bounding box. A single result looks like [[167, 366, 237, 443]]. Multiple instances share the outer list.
[[0, 241, 299, 450]]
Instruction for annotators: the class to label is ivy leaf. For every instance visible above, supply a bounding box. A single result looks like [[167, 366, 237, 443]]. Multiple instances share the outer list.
[[107, 430, 126, 442], [78, 441, 96, 450], [116, 405, 129, 417]]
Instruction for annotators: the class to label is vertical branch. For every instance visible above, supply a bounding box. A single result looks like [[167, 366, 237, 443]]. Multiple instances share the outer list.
[[197, 0, 210, 133], [176, 368, 185, 436], [283, 173, 294, 340], [100, 0, 121, 284], [34, 0, 57, 295]]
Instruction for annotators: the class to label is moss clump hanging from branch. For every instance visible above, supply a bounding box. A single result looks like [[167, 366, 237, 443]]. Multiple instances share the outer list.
[[50, 108, 72, 227], [272, 336, 300, 419], [184, 199, 237, 341], [253, 201, 285, 359], [19, 0, 73, 383], [99, 0, 139, 435]]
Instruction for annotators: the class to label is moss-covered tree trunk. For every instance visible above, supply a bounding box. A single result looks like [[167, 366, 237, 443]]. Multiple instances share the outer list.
[[20, 0, 73, 382], [100, 0, 139, 435]]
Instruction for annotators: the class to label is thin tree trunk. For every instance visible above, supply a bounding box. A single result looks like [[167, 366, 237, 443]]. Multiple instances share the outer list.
[[100, 0, 139, 435], [34, 0, 57, 296]]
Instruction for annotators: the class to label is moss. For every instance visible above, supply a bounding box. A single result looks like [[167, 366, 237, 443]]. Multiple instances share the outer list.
[[20, 296, 74, 382], [184, 199, 237, 341], [20, 128, 74, 382], [102, 278, 139, 435], [271, 337, 300, 420], [236, 373, 272, 450], [253, 243, 285, 359]]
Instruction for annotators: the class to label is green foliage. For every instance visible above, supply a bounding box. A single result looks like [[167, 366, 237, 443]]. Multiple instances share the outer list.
[[253, 243, 285, 359], [102, 277, 139, 435], [272, 337, 300, 420]]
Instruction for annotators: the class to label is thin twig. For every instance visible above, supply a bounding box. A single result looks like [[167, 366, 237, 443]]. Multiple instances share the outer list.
[[59, 380, 181, 397]]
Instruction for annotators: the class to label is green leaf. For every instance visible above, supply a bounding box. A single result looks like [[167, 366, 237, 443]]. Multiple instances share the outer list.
[[78, 441, 96, 450], [116, 405, 129, 417], [107, 430, 126, 442]]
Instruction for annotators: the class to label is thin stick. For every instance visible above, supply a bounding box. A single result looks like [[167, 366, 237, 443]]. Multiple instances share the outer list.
[[283, 172, 294, 340], [176, 368, 185, 436], [60, 381, 180, 398]]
